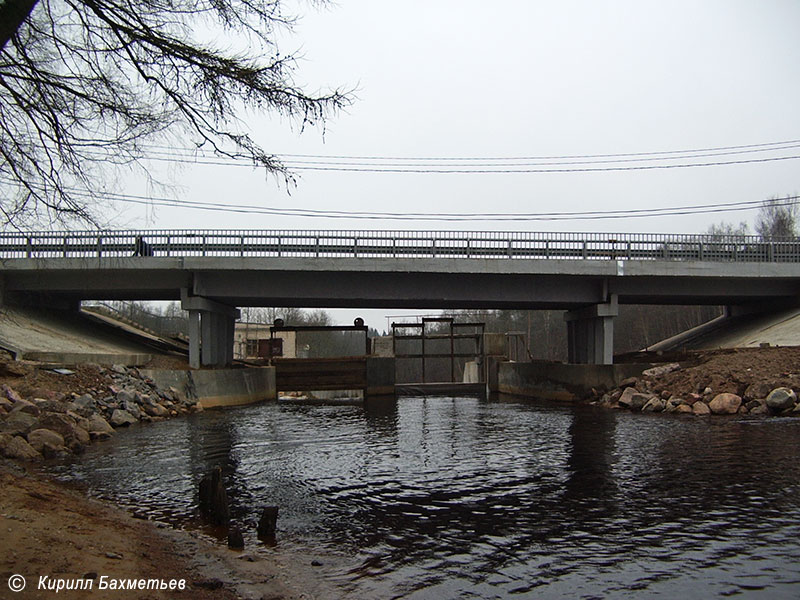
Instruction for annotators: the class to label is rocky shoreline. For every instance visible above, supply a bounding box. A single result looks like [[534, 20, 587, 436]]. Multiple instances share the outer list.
[[591, 360, 800, 416], [0, 361, 200, 461], [3, 348, 800, 463]]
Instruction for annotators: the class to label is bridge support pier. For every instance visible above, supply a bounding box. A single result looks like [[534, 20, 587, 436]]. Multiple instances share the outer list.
[[564, 296, 618, 365], [181, 291, 240, 368]]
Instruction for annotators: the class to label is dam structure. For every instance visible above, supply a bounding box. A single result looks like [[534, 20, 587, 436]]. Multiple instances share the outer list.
[[0, 229, 798, 367]]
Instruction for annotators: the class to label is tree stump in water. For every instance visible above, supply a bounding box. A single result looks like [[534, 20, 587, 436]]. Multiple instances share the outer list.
[[227, 526, 245, 549], [257, 506, 279, 538], [199, 466, 230, 526]]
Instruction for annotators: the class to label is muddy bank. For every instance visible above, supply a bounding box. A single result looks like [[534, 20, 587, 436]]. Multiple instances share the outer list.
[[0, 358, 344, 599], [0, 465, 341, 599]]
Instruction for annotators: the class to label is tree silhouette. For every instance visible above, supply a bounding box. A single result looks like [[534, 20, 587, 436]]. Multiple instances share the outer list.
[[0, 0, 349, 227], [755, 195, 798, 240]]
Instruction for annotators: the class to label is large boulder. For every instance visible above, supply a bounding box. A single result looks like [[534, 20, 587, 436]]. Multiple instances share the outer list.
[[110, 409, 137, 427], [121, 401, 141, 419], [665, 397, 685, 413], [765, 388, 797, 412], [2, 384, 23, 403], [38, 413, 91, 446], [618, 388, 654, 411], [0, 411, 38, 436], [86, 414, 115, 436], [72, 394, 96, 410], [709, 393, 742, 415], [27, 428, 66, 453], [115, 389, 136, 405], [143, 403, 169, 417], [642, 397, 666, 413], [2, 435, 41, 460], [10, 398, 41, 416], [744, 382, 772, 401]]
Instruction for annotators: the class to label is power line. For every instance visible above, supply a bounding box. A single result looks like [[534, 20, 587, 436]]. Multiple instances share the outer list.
[[143, 137, 800, 162], [5, 177, 794, 222], [100, 143, 800, 173], [283, 154, 800, 173]]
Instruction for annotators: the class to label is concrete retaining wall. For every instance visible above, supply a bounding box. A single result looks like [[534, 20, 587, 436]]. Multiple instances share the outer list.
[[141, 367, 276, 409], [497, 361, 653, 401]]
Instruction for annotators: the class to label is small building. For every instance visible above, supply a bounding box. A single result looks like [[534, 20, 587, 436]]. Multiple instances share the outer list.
[[234, 322, 296, 360]]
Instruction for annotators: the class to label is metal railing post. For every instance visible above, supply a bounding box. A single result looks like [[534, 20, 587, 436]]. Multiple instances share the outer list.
[[4, 229, 800, 266]]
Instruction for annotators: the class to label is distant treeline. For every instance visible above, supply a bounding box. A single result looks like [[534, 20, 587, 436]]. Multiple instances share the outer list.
[[437, 305, 720, 361]]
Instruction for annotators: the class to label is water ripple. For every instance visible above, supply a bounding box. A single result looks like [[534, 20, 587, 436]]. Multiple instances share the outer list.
[[50, 397, 800, 598]]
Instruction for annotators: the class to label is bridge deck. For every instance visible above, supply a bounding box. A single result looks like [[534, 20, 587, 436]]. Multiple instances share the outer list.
[[1, 230, 798, 310]]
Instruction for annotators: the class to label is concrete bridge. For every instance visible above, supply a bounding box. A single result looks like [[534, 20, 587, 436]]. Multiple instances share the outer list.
[[0, 230, 798, 367]]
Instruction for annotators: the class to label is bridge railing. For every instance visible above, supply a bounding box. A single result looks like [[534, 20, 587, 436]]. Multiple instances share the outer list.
[[0, 230, 798, 262]]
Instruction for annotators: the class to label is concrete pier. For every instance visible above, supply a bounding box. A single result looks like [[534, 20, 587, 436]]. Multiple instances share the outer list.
[[564, 296, 618, 365], [181, 291, 239, 369]]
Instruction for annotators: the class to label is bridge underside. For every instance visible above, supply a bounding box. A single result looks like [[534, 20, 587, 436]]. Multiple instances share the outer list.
[[2, 257, 799, 366]]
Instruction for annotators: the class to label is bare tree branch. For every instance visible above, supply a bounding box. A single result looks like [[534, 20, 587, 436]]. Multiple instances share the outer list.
[[756, 195, 798, 240], [0, 0, 350, 228], [0, 0, 40, 51]]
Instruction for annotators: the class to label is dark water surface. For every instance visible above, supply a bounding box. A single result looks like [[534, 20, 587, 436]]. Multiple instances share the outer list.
[[52, 397, 800, 598]]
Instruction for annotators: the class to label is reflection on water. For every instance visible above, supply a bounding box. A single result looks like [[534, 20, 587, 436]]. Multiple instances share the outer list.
[[52, 397, 800, 598]]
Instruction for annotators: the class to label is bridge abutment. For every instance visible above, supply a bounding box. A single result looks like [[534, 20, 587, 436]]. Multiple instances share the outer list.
[[564, 296, 618, 365], [181, 291, 240, 368]]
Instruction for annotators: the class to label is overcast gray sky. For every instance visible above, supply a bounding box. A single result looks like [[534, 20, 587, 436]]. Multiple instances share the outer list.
[[124, 0, 800, 328], [119, 0, 800, 235]]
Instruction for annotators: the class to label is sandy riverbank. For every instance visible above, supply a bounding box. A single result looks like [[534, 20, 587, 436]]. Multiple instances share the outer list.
[[0, 465, 345, 600]]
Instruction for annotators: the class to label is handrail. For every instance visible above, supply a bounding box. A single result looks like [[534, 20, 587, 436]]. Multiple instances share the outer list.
[[0, 229, 798, 262]]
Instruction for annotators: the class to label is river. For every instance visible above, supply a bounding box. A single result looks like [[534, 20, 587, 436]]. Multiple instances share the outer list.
[[52, 396, 800, 598]]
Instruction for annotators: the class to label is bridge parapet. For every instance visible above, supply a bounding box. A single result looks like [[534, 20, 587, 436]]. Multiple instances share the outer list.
[[1, 230, 799, 263]]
